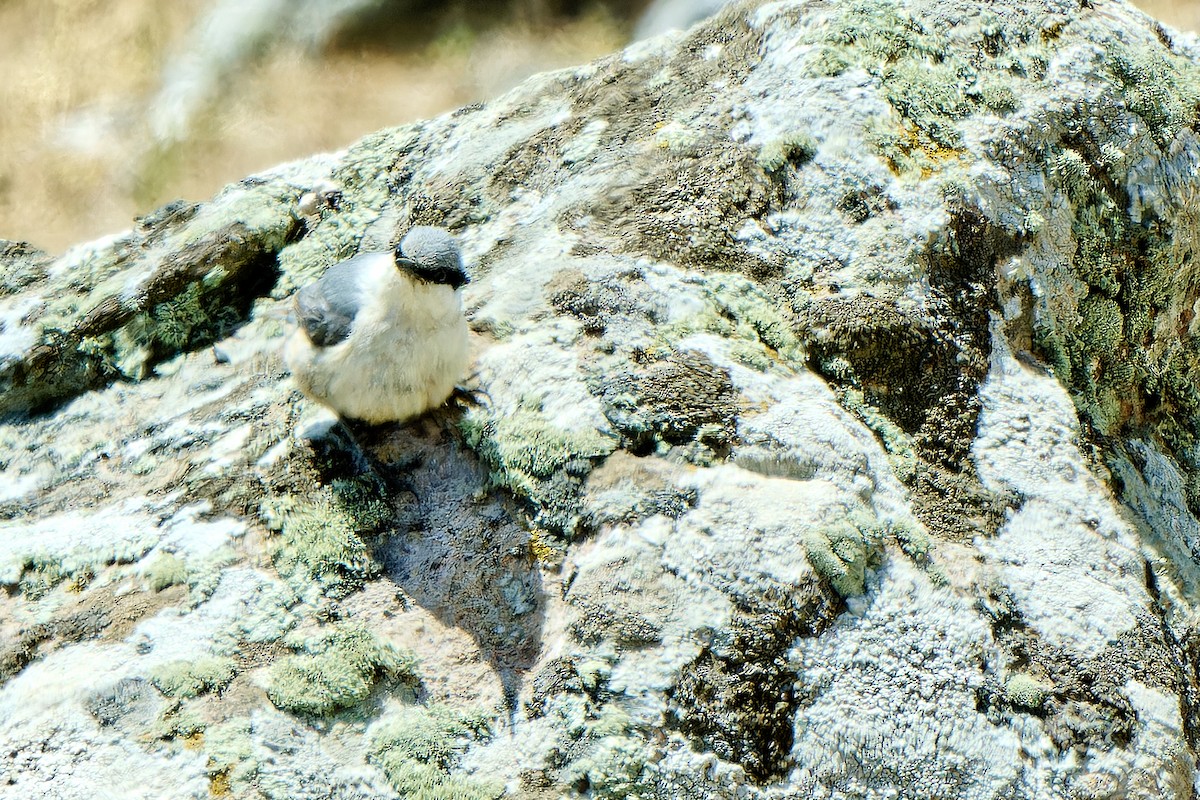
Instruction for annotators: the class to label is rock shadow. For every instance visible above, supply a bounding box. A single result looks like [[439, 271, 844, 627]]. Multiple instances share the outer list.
[[356, 413, 546, 715]]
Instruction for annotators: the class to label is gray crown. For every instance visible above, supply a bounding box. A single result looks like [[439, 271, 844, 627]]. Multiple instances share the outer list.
[[393, 226, 468, 289]]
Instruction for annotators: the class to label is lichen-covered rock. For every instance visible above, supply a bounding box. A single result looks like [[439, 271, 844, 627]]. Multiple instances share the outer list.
[[4, 0, 1200, 798]]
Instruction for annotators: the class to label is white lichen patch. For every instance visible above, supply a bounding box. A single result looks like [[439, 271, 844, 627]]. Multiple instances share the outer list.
[[0, 635, 221, 796], [466, 215, 580, 333], [664, 463, 864, 599], [0, 294, 42, 360], [790, 558, 1024, 799], [561, 118, 610, 165], [570, 519, 720, 697], [158, 501, 248, 558], [974, 326, 1147, 657], [202, 423, 253, 476], [0, 467, 43, 503], [1106, 680, 1195, 797], [134, 568, 294, 667], [0, 497, 167, 586], [474, 320, 614, 435]]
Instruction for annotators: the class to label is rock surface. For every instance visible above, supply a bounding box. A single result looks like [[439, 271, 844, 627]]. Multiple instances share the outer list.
[[4, 0, 1200, 797]]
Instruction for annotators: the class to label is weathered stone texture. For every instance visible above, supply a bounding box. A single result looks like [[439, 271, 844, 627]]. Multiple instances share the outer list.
[[4, 1, 1200, 798]]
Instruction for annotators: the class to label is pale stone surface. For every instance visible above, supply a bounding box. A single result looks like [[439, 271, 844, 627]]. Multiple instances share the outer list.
[[3, 1, 1200, 798]]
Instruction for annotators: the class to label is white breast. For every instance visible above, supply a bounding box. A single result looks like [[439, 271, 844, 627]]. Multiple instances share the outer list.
[[284, 256, 469, 423]]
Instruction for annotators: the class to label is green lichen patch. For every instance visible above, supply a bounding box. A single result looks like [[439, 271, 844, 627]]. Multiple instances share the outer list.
[[699, 273, 804, 362], [15, 554, 71, 600], [106, 280, 246, 381], [837, 387, 918, 481], [151, 699, 206, 740], [757, 133, 818, 175], [149, 656, 237, 699], [643, 271, 805, 378], [367, 704, 500, 800], [889, 518, 933, 564], [13, 546, 138, 599], [144, 552, 188, 592], [806, 0, 1045, 174], [1109, 45, 1200, 148], [266, 625, 418, 717], [461, 405, 617, 537], [1004, 673, 1052, 710], [801, 509, 888, 597], [204, 717, 258, 791], [1031, 137, 1200, 467], [468, 410, 616, 484], [260, 474, 392, 597]]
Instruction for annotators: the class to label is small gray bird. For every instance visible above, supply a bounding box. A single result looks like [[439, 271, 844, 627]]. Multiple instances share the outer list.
[[283, 226, 470, 424]]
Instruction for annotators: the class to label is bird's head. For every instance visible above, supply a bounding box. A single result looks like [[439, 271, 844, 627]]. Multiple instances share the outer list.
[[393, 226, 469, 289]]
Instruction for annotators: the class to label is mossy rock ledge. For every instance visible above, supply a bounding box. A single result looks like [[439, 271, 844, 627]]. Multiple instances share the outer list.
[[5, 1, 1200, 797]]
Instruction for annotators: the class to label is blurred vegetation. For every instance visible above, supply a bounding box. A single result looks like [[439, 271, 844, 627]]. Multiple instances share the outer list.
[[0, 0, 1194, 252], [0, 0, 634, 252]]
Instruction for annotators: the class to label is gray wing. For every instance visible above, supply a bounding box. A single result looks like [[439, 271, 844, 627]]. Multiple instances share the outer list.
[[294, 256, 370, 347]]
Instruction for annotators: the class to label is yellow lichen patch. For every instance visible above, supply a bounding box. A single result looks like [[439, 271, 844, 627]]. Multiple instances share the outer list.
[[208, 770, 232, 798]]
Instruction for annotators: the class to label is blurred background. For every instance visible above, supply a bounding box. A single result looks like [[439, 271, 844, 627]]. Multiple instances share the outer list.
[[0, 0, 1195, 253]]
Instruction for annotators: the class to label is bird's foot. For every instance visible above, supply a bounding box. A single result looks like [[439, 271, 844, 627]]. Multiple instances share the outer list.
[[450, 381, 490, 410]]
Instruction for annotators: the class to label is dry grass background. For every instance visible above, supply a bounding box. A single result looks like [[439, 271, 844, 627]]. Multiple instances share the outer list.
[[0, 0, 1195, 253]]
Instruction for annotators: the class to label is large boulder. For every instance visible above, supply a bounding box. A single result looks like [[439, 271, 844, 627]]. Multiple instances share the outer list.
[[3, 0, 1200, 797]]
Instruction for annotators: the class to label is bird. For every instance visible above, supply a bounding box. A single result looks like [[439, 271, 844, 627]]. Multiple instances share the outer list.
[[283, 225, 470, 424]]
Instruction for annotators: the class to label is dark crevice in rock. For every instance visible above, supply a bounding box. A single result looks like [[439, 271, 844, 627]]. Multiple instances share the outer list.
[[802, 206, 1017, 540], [976, 583, 1158, 752], [666, 579, 844, 783], [595, 349, 739, 460], [1142, 561, 1200, 750]]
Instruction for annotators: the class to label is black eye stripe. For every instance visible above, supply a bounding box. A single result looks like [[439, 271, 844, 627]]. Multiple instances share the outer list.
[[394, 259, 468, 288]]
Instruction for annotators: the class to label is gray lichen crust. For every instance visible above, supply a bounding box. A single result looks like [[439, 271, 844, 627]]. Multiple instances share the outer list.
[[3, 1, 1200, 798]]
